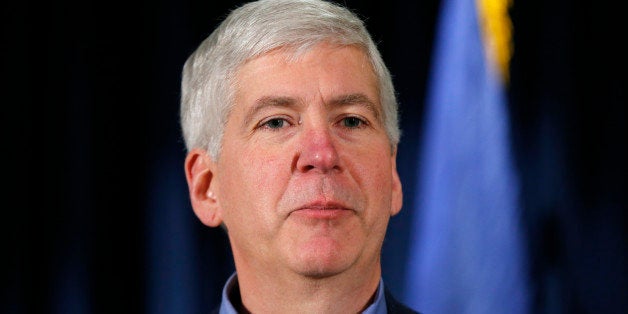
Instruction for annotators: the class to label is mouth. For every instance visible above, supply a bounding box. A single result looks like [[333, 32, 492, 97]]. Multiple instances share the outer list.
[[290, 201, 353, 220]]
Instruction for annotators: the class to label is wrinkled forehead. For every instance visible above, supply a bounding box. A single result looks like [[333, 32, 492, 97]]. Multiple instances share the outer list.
[[233, 42, 374, 78], [233, 44, 378, 98]]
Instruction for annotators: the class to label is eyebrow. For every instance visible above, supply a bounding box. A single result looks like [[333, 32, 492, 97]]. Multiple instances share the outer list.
[[242, 96, 297, 127], [327, 93, 380, 121], [241, 93, 380, 127]]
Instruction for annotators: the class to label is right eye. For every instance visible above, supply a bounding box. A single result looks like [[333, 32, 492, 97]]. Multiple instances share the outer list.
[[259, 117, 290, 130]]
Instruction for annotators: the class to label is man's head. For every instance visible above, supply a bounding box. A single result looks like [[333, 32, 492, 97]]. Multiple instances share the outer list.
[[181, 0, 402, 288], [180, 0, 400, 160]]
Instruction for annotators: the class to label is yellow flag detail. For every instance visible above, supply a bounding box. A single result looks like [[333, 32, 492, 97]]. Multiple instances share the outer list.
[[476, 0, 513, 84]]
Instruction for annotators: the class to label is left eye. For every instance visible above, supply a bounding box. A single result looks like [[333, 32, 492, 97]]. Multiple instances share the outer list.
[[342, 116, 365, 128]]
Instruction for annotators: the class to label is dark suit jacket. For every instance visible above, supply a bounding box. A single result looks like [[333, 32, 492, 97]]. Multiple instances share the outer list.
[[385, 288, 420, 314]]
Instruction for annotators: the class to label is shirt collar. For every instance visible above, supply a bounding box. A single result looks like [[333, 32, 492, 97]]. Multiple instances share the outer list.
[[219, 272, 387, 314], [218, 273, 239, 314]]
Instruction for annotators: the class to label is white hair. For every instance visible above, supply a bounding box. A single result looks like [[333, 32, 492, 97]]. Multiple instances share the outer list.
[[180, 0, 400, 160]]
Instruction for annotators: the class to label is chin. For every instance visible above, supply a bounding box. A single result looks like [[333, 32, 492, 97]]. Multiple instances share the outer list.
[[296, 261, 350, 279], [290, 241, 357, 279]]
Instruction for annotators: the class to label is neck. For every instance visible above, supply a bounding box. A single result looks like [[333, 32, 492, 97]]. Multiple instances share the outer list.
[[234, 261, 382, 314]]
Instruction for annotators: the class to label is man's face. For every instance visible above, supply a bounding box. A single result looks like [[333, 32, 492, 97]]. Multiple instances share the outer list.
[[213, 43, 402, 279]]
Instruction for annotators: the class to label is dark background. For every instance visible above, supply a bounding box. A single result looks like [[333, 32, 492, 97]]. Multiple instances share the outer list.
[[4, 0, 626, 313]]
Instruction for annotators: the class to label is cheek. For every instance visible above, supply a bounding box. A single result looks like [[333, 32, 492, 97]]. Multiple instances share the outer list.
[[352, 146, 392, 182], [352, 150, 394, 206], [218, 148, 289, 219], [244, 152, 288, 193]]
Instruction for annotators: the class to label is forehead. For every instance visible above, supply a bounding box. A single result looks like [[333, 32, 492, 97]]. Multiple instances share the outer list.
[[232, 44, 380, 109]]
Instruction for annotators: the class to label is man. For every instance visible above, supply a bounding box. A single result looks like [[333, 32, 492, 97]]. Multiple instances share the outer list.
[[180, 0, 418, 313]]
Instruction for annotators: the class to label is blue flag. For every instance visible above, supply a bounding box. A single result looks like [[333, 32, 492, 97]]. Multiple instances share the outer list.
[[403, 0, 530, 312]]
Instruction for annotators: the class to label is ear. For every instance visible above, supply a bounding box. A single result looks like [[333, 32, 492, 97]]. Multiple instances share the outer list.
[[184, 148, 223, 227], [389, 147, 403, 216]]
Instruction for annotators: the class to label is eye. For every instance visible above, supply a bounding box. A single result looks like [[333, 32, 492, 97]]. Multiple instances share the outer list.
[[341, 116, 367, 128], [259, 117, 290, 130]]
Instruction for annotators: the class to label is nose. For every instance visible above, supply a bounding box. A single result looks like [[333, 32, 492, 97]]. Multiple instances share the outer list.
[[295, 126, 340, 173]]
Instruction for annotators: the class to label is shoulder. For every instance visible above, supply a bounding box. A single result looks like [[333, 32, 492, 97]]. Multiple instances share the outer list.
[[384, 289, 421, 314]]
